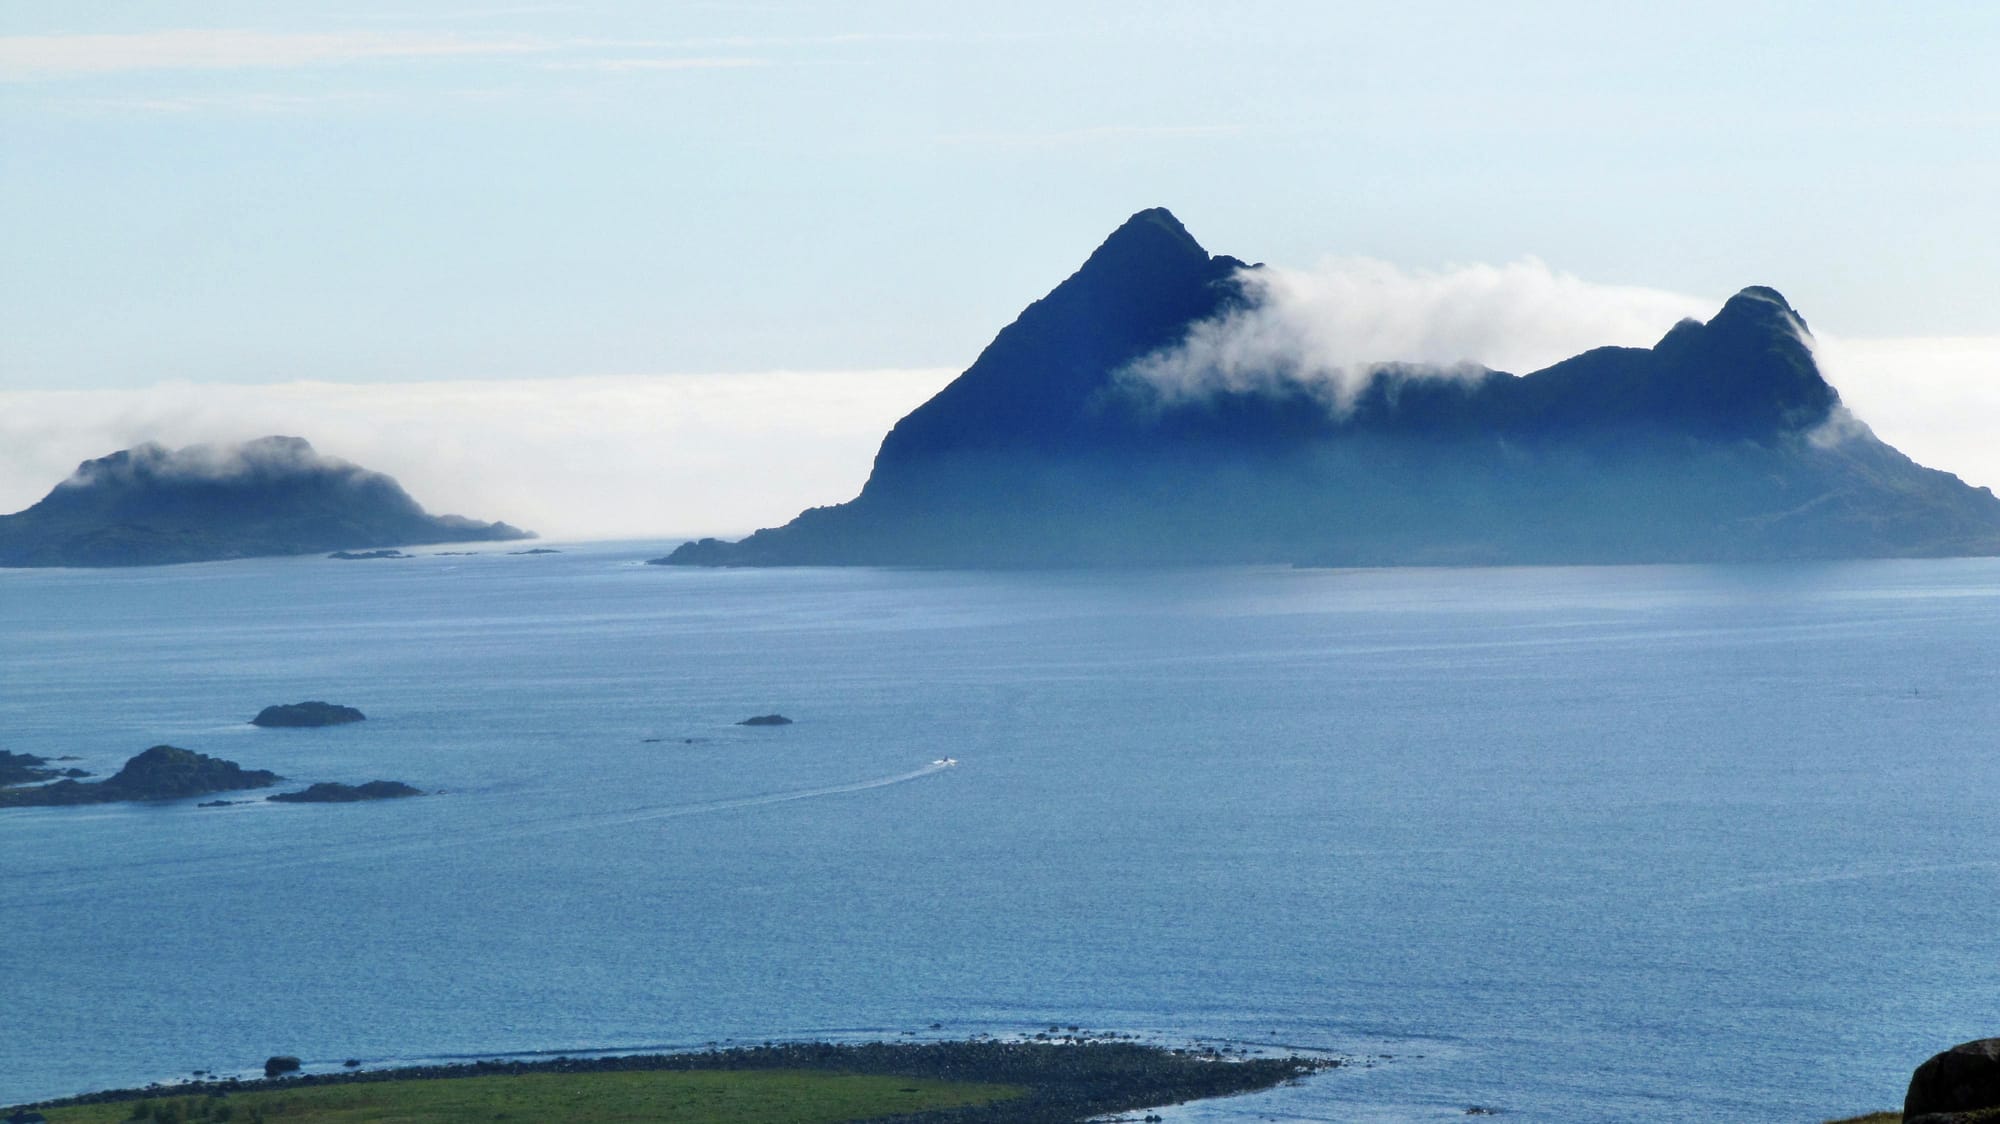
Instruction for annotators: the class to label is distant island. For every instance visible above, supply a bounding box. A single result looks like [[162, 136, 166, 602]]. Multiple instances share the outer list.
[[0, 436, 531, 568], [0, 745, 279, 808], [252, 701, 366, 728], [657, 208, 2000, 568], [268, 780, 422, 803]]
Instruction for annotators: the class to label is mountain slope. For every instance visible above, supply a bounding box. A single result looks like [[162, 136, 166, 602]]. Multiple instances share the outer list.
[[660, 209, 2000, 568], [0, 436, 531, 567]]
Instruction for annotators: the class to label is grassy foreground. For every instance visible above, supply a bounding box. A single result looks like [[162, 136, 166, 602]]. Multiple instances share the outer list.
[[37, 1069, 1015, 1124], [15, 1040, 1334, 1124]]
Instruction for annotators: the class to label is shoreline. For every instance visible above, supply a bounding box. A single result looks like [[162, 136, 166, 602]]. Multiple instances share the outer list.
[[11, 1039, 1339, 1123]]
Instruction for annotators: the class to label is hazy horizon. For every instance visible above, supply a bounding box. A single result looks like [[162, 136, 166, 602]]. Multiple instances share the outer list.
[[2, 281, 1994, 541], [7, 5, 2000, 541]]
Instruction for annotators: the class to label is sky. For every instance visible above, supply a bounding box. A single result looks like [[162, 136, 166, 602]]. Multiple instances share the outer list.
[[3, 3, 1999, 538]]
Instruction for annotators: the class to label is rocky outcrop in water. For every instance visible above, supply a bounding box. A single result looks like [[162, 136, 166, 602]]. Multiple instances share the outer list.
[[0, 746, 280, 808], [737, 714, 793, 726], [267, 781, 422, 803], [263, 1057, 302, 1079], [252, 701, 366, 728], [1, 750, 62, 787]]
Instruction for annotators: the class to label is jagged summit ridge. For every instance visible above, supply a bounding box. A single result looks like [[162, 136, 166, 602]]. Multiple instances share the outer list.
[[659, 210, 2000, 568]]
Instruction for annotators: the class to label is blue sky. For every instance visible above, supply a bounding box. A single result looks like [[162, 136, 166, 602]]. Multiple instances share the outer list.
[[3, 3, 1998, 535]]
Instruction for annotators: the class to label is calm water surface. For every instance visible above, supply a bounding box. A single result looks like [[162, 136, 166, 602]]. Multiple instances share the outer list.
[[4, 545, 1998, 1121]]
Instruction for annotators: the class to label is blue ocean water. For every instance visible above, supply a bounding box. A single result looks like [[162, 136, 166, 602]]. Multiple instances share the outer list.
[[4, 545, 1999, 1121]]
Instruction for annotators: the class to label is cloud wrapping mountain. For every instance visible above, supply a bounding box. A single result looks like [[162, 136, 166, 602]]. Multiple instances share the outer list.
[[1122, 256, 1712, 414], [661, 208, 2000, 568]]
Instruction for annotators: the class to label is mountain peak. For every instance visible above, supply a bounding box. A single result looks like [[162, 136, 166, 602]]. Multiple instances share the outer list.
[[867, 207, 1244, 464], [1075, 207, 1214, 277], [1639, 285, 1833, 437], [1714, 285, 1809, 335]]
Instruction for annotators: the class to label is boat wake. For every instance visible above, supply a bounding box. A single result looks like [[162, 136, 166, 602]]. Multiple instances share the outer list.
[[574, 760, 954, 833], [0, 760, 957, 907]]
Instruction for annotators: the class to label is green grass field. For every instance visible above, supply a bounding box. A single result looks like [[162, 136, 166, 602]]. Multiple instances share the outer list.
[[40, 1069, 1022, 1124]]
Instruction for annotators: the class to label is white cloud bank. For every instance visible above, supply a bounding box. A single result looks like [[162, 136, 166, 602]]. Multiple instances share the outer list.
[[1124, 257, 1716, 411], [3, 266, 1994, 549], [1812, 336, 2000, 493], [0, 371, 953, 542]]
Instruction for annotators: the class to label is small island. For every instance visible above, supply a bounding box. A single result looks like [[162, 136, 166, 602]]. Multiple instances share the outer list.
[[738, 714, 793, 727], [252, 702, 366, 728], [0, 746, 279, 808], [268, 781, 423, 803], [0, 436, 532, 568], [327, 550, 410, 561]]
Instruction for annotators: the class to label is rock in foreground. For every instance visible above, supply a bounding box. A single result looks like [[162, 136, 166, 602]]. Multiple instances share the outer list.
[[0, 435, 532, 568], [1908, 1038, 2000, 1122], [0, 745, 280, 808], [268, 781, 423, 803], [252, 701, 366, 728]]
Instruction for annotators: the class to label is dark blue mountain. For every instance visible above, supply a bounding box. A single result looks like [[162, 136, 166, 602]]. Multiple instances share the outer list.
[[660, 209, 2000, 567]]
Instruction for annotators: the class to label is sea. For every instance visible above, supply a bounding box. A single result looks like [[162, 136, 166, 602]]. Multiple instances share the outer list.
[[3, 543, 1998, 1121]]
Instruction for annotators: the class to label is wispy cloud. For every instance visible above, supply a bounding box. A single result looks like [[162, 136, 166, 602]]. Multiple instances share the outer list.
[[538, 56, 767, 73], [937, 124, 1246, 147], [0, 29, 552, 80], [52, 90, 400, 114], [0, 27, 989, 82]]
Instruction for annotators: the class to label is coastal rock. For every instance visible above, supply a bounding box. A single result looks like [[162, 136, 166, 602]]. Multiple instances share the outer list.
[[267, 781, 423, 803], [737, 714, 793, 726], [251, 701, 366, 728], [263, 1056, 302, 1078], [1907, 1038, 2000, 1121], [0, 750, 57, 787], [328, 549, 410, 561], [0, 746, 281, 808], [0, 435, 533, 568]]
